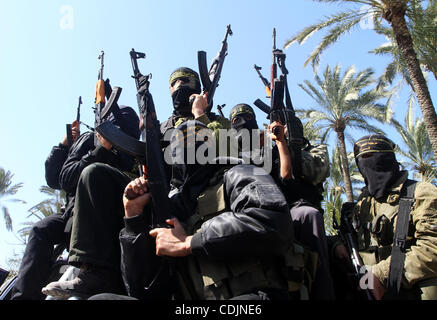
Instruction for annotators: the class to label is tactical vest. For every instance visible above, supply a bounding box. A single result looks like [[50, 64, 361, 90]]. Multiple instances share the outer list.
[[356, 180, 437, 300], [176, 169, 317, 300]]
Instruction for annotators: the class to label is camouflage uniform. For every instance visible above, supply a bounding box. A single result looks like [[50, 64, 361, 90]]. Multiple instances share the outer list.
[[353, 171, 437, 299], [300, 144, 330, 187]]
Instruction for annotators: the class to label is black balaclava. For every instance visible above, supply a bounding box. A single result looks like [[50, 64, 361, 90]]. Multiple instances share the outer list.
[[229, 103, 259, 132], [169, 67, 201, 117], [109, 105, 141, 139], [354, 134, 401, 200], [229, 104, 260, 156], [168, 120, 215, 221]]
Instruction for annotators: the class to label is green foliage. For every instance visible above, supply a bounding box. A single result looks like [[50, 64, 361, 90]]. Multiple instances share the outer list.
[[283, 0, 387, 69], [323, 147, 363, 235], [298, 63, 390, 201], [17, 186, 66, 242], [371, 0, 437, 88], [392, 95, 437, 183], [0, 167, 25, 232]]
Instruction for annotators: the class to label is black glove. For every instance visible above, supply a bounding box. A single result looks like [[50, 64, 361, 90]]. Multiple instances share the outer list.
[[341, 202, 356, 217], [137, 74, 150, 95]]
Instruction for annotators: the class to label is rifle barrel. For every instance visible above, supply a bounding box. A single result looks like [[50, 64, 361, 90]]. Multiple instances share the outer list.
[[98, 51, 104, 80]]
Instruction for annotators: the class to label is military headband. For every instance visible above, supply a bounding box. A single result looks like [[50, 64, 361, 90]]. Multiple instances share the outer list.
[[354, 136, 395, 158], [230, 105, 255, 120], [169, 70, 199, 86]]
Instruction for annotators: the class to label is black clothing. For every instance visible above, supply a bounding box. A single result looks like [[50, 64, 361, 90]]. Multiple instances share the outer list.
[[10, 214, 67, 300], [356, 152, 400, 200], [45, 143, 69, 190], [119, 164, 293, 300], [169, 67, 201, 117], [61, 107, 140, 296], [12, 108, 139, 300], [271, 146, 334, 299], [290, 202, 336, 300], [189, 165, 292, 259], [68, 163, 131, 271], [11, 142, 72, 300], [60, 131, 135, 194]]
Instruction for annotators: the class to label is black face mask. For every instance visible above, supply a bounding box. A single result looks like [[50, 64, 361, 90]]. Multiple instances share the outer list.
[[232, 115, 259, 150], [357, 152, 400, 200], [231, 115, 259, 132], [171, 87, 199, 117]]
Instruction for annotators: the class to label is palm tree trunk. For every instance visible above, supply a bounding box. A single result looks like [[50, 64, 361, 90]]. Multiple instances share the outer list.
[[336, 130, 354, 202], [387, 1, 437, 159]]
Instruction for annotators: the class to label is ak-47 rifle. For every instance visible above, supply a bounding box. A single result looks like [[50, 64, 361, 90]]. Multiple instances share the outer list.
[[253, 28, 306, 180], [333, 202, 374, 300], [129, 48, 177, 226], [92, 51, 127, 145], [254, 64, 271, 98], [93, 51, 106, 145], [197, 24, 232, 114], [66, 96, 82, 148], [97, 49, 176, 292], [98, 49, 175, 227]]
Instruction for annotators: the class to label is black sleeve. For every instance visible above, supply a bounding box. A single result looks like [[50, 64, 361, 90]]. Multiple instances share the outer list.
[[190, 164, 294, 261], [45, 143, 68, 190], [119, 213, 173, 300], [59, 132, 134, 194]]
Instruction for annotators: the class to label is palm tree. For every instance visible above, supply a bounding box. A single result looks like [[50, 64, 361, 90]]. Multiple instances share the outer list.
[[323, 147, 363, 235], [27, 186, 66, 220], [393, 95, 437, 183], [300, 116, 329, 145], [371, 0, 437, 87], [5, 186, 66, 275], [298, 64, 389, 202], [17, 186, 66, 242], [0, 167, 25, 232], [284, 0, 437, 159]]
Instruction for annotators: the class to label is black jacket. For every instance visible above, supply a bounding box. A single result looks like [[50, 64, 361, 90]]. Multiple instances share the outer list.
[[59, 131, 135, 194], [45, 143, 69, 191], [119, 164, 293, 299]]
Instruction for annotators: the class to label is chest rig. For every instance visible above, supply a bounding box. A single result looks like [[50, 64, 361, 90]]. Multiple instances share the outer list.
[[176, 168, 316, 300]]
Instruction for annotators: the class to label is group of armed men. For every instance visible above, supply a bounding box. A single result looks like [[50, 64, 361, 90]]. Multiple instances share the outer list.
[[9, 67, 437, 301]]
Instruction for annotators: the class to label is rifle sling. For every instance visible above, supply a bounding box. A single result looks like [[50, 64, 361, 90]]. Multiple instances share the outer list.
[[386, 179, 417, 298]]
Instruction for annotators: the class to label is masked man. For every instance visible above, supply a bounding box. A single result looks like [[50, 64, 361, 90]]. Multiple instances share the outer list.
[[334, 134, 437, 300]]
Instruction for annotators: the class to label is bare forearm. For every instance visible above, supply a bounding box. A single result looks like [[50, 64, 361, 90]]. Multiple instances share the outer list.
[[277, 141, 293, 180]]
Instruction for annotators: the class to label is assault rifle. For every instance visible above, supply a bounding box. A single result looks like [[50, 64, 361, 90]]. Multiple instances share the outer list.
[[253, 28, 305, 180], [197, 24, 232, 113], [93, 51, 106, 145], [66, 96, 82, 148], [333, 202, 374, 300], [92, 51, 128, 143], [98, 49, 175, 226], [254, 64, 271, 98], [96, 48, 175, 292]]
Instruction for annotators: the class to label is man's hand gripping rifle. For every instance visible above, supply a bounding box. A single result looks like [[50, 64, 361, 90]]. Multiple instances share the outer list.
[[66, 96, 82, 148], [333, 202, 374, 300], [97, 49, 176, 227], [253, 28, 306, 179]]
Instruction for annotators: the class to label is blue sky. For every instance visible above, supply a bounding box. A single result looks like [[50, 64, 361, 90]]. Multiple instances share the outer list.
[[0, 0, 435, 269]]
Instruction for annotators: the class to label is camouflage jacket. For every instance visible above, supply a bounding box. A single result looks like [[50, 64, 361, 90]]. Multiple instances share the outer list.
[[160, 112, 231, 139], [160, 111, 232, 161], [300, 144, 330, 186], [353, 171, 437, 289]]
